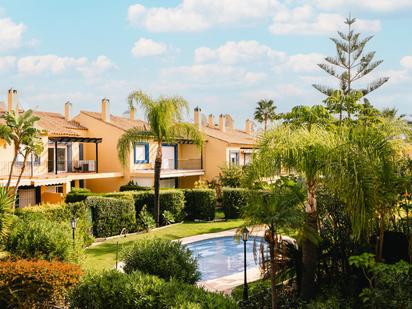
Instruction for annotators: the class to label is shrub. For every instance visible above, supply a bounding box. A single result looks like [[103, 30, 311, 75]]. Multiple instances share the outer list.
[[121, 238, 200, 284], [184, 189, 216, 221], [65, 189, 99, 203], [0, 259, 82, 308], [85, 196, 136, 237], [136, 205, 156, 231], [222, 187, 249, 219], [17, 202, 94, 247], [129, 189, 185, 225], [69, 270, 236, 309], [6, 217, 81, 262], [119, 181, 151, 192], [220, 165, 243, 188]]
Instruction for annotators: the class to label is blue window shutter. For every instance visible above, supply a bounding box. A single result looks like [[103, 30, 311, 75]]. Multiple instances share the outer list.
[[145, 144, 149, 163]]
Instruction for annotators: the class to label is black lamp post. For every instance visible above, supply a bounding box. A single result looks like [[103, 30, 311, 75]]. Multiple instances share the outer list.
[[242, 227, 249, 301], [71, 217, 77, 249]]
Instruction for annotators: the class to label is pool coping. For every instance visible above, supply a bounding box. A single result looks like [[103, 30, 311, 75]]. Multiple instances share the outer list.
[[179, 228, 266, 294]]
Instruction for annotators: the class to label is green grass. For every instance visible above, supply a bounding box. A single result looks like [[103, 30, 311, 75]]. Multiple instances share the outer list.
[[82, 219, 244, 272]]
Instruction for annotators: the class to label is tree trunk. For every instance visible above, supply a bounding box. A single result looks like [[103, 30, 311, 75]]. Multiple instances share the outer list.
[[377, 212, 385, 262], [5, 148, 19, 190], [153, 142, 162, 227], [268, 230, 277, 309], [301, 181, 318, 300], [12, 151, 30, 210]]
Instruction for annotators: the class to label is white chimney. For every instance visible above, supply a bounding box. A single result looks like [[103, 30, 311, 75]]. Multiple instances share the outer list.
[[194, 106, 201, 129], [219, 114, 226, 132], [245, 119, 253, 134], [7, 88, 18, 113], [64, 101, 72, 121], [208, 114, 214, 128], [101, 98, 110, 123], [130, 107, 135, 121]]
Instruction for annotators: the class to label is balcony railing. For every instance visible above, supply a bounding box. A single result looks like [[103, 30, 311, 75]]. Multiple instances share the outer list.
[[162, 159, 202, 170], [48, 160, 97, 173], [0, 161, 34, 177]]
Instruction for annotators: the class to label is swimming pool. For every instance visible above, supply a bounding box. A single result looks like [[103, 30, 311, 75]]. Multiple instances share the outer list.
[[186, 236, 263, 281]]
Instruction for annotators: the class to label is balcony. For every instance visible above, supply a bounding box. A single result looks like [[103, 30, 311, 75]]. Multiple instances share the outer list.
[[48, 160, 97, 174], [131, 158, 204, 178], [0, 161, 34, 177]]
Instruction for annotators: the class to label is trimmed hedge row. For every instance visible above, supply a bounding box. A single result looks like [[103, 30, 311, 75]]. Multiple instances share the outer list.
[[184, 189, 216, 221], [0, 259, 83, 308], [119, 182, 151, 192], [69, 270, 236, 309], [85, 196, 136, 238], [222, 187, 249, 219]]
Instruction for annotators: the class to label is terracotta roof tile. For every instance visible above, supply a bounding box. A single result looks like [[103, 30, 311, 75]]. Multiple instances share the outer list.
[[81, 111, 149, 131], [202, 126, 255, 145]]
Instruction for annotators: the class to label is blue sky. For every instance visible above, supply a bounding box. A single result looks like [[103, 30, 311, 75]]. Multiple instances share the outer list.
[[1, 0, 411, 126]]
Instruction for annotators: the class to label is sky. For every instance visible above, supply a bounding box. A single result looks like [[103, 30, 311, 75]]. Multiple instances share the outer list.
[[0, 0, 411, 126]]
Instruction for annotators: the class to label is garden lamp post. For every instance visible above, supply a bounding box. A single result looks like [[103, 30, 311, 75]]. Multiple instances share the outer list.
[[71, 217, 77, 249], [242, 227, 249, 301]]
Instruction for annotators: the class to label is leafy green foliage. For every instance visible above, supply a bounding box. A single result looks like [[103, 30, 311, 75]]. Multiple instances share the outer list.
[[0, 259, 83, 308], [254, 99, 279, 131], [121, 238, 200, 284], [6, 217, 82, 262], [0, 187, 14, 244], [119, 181, 151, 192], [137, 205, 156, 231], [85, 196, 136, 237], [162, 210, 175, 225], [65, 189, 99, 203], [184, 189, 216, 221], [222, 188, 249, 219], [69, 270, 235, 309], [130, 189, 185, 225], [220, 164, 243, 188], [282, 105, 332, 130]]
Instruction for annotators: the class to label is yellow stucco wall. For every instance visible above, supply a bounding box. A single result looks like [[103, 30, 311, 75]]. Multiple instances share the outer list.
[[202, 137, 227, 181]]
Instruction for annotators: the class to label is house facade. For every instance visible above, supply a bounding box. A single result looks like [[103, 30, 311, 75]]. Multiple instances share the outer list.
[[193, 107, 256, 182], [0, 89, 122, 207], [74, 99, 204, 192]]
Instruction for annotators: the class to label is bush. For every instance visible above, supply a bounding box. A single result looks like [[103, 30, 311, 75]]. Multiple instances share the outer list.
[[0, 259, 82, 308], [17, 202, 94, 247], [6, 217, 82, 262], [121, 238, 200, 284], [69, 270, 236, 309], [220, 165, 243, 188], [184, 189, 216, 221], [129, 189, 185, 225], [119, 181, 151, 192], [85, 196, 136, 237], [65, 189, 99, 203], [222, 188, 249, 219], [136, 205, 156, 231]]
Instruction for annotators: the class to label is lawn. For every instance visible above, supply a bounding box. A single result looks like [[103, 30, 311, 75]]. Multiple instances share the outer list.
[[82, 219, 244, 272]]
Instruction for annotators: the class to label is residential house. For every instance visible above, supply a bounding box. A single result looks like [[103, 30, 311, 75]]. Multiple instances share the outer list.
[[74, 99, 204, 192], [0, 89, 122, 207], [193, 107, 256, 182]]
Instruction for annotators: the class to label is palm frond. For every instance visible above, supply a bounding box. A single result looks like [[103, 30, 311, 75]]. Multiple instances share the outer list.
[[117, 128, 155, 167], [167, 123, 204, 147]]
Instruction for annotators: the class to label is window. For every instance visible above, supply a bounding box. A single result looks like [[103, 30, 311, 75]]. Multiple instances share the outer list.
[[134, 143, 149, 164], [16, 146, 40, 166], [48, 147, 67, 173], [229, 150, 240, 165]]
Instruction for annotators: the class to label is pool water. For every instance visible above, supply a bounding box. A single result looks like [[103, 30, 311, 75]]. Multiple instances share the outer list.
[[186, 236, 263, 281]]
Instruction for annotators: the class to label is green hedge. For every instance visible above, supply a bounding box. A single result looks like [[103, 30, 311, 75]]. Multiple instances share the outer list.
[[69, 270, 236, 309], [119, 182, 151, 192], [126, 190, 185, 225], [65, 191, 100, 203], [85, 196, 136, 237], [16, 202, 94, 247], [222, 188, 249, 219], [184, 189, 216, 221]]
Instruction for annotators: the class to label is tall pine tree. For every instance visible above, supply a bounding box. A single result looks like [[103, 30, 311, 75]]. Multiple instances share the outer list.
[[313, 15, 389, 96]]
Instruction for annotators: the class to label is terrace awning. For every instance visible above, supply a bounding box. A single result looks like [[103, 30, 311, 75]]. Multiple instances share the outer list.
[[48, 137, 102, 143]]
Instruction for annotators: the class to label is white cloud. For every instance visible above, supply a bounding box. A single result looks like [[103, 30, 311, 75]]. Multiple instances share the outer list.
[[131, 38, 167, 57], [314, 0, 412, 12], [17, 54, 116, 77], [0, 18, 26, 51], [194, 40, 286, 65], [400, 56, 412, 70], [127, 0, 279, 32], [285, 53, 324, 72], [161, 64, 265, 86], [0, 56, 16, 71], [269, 6, 381, 35]]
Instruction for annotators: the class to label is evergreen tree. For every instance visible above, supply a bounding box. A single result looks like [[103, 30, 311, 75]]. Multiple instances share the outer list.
[[313, 16, 389, 97]]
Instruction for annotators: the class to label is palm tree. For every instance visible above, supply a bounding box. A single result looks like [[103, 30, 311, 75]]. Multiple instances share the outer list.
[[0, 110, 43, 210], [252, 125, 336, 299], [0, 186, 14, 245], [117, 91, 203, 226], [243, 177, 305, 308], [282, 105, 331, 131], [254, 99, 278, 132]]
